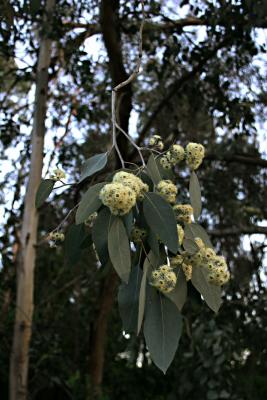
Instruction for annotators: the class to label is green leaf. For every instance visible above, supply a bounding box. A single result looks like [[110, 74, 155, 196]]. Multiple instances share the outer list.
[[122, 210, 133, 237], [143, 192, 178, 254], [191, 266, 222, 312], [146, 154, 162, 184], [147, 229, 159, 257], [144, 285, 183, 373], [108, 217, 131, 283], [35, 179, 54, 208], [64, 224, 87, 266], [75, 182, 106, 225], [79, 152, 108, 182], [92, 208, 113, 265], [118, 264, 142, 334], [165, 268, 187, 311], [189, 171, 202, 220], [184, 223, 214, 249], [137, 253, 150, 334], [183, 238, 199, 255]]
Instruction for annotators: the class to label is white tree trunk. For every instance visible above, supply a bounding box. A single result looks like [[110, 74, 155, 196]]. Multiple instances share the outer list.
[[9, 1, 55, 399]]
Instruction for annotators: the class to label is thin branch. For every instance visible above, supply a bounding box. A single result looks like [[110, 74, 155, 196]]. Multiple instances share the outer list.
[[209, 226, 267, 237]]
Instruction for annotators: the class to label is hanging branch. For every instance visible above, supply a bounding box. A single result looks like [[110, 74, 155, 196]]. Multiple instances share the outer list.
[[111, 0, 146, 167]]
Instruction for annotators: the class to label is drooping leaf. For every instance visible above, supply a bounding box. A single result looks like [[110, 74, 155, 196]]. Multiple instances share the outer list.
[[123, 210, 133, 237], [137, 253, 151, 334], [35, 179, 55, 208], [191, 266, 222, 312], [147, 229, 159, 257], [144, 285, 183, 373], [143, 192, 178, 254], [118, 264, 142, 334], [165, 268, 187, 311], [146, 154, 162, 184], [189, 171, 202, 220], [184, 223, 214, 249], [92, 208, 113, 265], [183, 238, 199, 255], [64, 224, 87, 266], [79, 152, 108, 182], [75, 182, 106, 225], [139, 171, 154, 191], [108, 217, 131, 283]]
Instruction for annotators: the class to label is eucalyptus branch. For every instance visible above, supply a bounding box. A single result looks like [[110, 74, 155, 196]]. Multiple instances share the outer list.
[[111, 0, 146, 167]]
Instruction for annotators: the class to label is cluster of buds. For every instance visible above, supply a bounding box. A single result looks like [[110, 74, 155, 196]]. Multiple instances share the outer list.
[[150, 265, 177, 293], [170, 255, 192, 281], [188, 238, 230, 286], [131, 226, 147, 243], [48, 231, 65, 247], [156, 180, 178, 204], [113, 171, 148, 200], [49, 168, 66, 181], [160, 144, 185, 170], [149, 135, 164, 151], [185, 142, 205, 170], [99, 171, 148, 215], [85, 212, 98, 227], [173, 204, 193, 224], [177, 224, 184, 245]]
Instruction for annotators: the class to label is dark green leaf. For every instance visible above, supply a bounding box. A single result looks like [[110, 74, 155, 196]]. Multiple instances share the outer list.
[[64, 224, 87, 266], [144, 285, 183, 373], [35, 179, 54, 208], [146, 154, 162, 184], [137, 253, 150, 334], [165, 268, 187, 311], [191, 266, 222, 312], [92, 208, 113, 265], [143, 192, 178, 254], [108, 217, 131, 283], [147, 229, 159, 257], [189, 171, 202, 220], [183, 238, 199, 255], [118, 264, 142, 334], [75, 182, 106, 225], [122, 210, 133, 237], [80, 152, 108, 182], [184, 223, 214, 249], [139, 171, 154, 191]]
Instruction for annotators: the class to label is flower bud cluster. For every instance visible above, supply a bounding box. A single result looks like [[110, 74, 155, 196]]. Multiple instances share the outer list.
[[48, 231, 65, 242], [160, 144, 185, 170], [177, 224, 184, 245], [100, 172, 148, 215], [173, 204, 193, 224], [151, 265, 177, 293], [113, 171, 149, 200], [85, 212, 98, 227], [131, 227, 147, 243], [188, 238, 230, 286], [185, 142, 205, 170], [170, 255, 192, 281], [156, 180, 177, 204], [149, 135, 164, 151], [49, 168, 66, 181]]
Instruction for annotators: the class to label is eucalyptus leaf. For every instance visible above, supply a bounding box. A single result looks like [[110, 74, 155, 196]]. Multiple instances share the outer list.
[[146, 154, 162, 184], [189, 171, 202, 220], [137, 254, 150, 334], [191, 266, 222, 313], [92, 208, 113, 265], [123, 210, 133, 237], [165, 268, 187, 311], [64, 224, 87, 266], [75, 182, 106, 225], [80, 152, 108, 182], [35, 179, 54, 208], [143, 192, 178, 254], [147, 229, 159, 257], [144, 285, 183, 373], [184, 223, 214, 249], [108, 217, 131, 283], [183, 238, 199, 255], [118, 264, 142, 334]]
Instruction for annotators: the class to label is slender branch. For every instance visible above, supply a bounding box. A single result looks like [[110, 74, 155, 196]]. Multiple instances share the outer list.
[[205, 153, 267, 168], [209, 226, 267, 237]]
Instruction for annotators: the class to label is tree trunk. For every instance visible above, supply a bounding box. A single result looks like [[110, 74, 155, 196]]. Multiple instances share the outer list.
[[9, 1, 55, 399]]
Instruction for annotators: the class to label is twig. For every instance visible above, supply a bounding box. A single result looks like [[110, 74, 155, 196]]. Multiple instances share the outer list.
[[111, 1, 146, 167]]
